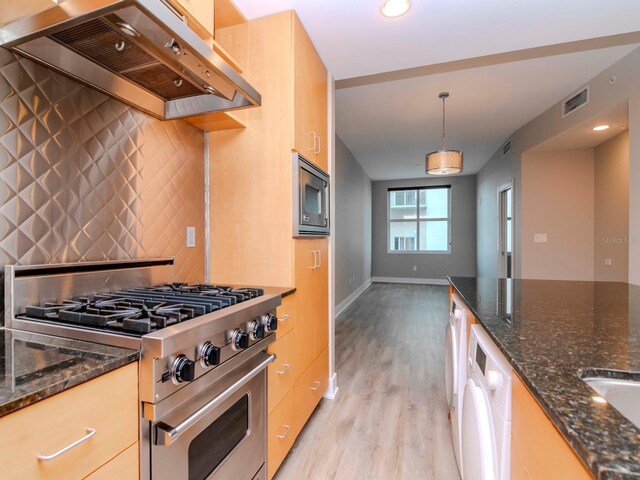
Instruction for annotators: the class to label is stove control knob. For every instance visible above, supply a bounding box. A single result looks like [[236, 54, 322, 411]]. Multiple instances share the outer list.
[[249, 320, 265, 340], [200, 342, 221, 367], [231, 329, 249, 351], [261, 313, 278, 332], [172, 355, 196, 383]]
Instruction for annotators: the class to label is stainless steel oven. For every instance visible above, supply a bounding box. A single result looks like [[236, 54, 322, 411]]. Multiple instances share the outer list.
[[293, 153, 330, 236], [146, 349, 274, 480]]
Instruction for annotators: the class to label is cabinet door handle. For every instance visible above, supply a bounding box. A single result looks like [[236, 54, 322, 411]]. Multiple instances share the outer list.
[[316, 250, 321, 267], [310, 380, 321, 391], [309, 132, 317, 152], [277, 363, 290, 375], [275, 424, 291, 440], [315, 134, 321, 154], [278, 314, 290, 323], [309, 251, 317, 269], [37, 427, 96, 461]]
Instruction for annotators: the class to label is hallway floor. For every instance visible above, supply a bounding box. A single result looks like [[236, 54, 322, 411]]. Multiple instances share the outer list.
[[274, 282, 461, 480]]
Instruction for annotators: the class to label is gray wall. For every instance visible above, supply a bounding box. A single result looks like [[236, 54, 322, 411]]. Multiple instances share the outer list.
[[372, 175, 476, 280], [0, 49, 207, 318], [477, 46, 640, 281], [335, 136, 372, 306]]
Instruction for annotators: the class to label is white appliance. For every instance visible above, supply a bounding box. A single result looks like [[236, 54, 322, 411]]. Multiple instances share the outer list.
[[445, 292, 469, 477], [461, 325, 512, 480]]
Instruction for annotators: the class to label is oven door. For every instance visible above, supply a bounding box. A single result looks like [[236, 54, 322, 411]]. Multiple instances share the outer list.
[[150, 353, 274, 480], [299, 166, 328, 229]]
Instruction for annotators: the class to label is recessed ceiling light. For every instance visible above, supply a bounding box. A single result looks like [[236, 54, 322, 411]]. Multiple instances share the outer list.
[[381, 0, 411, 18], [591, 395, 607, 405], [592, 125, 610, 131]]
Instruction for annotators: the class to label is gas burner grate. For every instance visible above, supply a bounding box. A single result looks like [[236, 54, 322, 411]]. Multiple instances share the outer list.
[[19, 283, 264, 336]]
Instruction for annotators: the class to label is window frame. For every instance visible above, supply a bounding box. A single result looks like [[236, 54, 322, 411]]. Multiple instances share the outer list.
[[387, 186, 452, 255]]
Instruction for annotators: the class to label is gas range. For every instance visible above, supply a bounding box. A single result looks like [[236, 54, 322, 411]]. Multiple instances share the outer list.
[[5, 258, 280, 404], [5, 258, 281, 480]]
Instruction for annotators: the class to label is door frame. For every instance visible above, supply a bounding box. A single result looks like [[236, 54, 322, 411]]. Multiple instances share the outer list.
[[497, 180, 515, 278]]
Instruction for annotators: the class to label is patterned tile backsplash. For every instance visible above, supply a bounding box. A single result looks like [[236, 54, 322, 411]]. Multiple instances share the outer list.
[[0, 48, 206, 319]]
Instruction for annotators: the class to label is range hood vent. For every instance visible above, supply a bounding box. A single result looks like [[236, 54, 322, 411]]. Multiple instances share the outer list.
[[502, 140, 512, 157], [0, 0, 261, 120], [562, 86, 589, 118]]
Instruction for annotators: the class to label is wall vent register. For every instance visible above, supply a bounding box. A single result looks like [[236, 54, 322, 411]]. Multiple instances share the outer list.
[[562, 86, 590, 117]]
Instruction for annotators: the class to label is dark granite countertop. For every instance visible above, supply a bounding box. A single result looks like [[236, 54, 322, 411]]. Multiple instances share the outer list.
[[449, 277, 640, 480], [0, 329, 139, 418]]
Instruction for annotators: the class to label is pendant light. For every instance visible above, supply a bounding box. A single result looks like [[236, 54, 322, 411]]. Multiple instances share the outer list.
[[425, 92, 463, 175]]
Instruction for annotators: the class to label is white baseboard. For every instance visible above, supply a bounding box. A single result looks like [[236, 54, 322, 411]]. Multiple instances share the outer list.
[[335, 278, 372, 317], [323, 372, 339, 400], [372, 276, 449, 285]]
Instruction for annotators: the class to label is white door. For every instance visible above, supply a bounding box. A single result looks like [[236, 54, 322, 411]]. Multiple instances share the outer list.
[[498, 183, 514, 279], [461, 378, 497, 480]]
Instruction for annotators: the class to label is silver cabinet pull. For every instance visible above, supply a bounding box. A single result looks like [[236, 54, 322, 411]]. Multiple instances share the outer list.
[[310, 380, 321, 391], [277, 363, 290, 375], [316, 250, 321, 267], [156, 354, 275, 446], [309, 132, 317, 152], [37, 428, 96, 461], [278, 314, 290, 323], [309, 251, 318, 269], [275, 424, 291, 440], [315, 134, 321, 154]]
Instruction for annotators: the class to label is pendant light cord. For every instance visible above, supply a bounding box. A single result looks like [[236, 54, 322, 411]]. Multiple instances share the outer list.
[[441, 95, 446, 151]]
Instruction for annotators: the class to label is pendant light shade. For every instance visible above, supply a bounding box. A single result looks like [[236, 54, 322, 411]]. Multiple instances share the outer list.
[[426, 92, 463, 175]]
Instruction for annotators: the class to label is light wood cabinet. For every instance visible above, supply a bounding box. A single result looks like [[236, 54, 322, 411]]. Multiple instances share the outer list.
[[293, 16, 328, 171], [275, 294, 295, 339], [293, 237, 329, 374], [210, 11, 330, 480], [293, 347, 329, 429], [0, 363, 138, 480], [511, 372, 594, 480], [173, 0, 214, 39], [267, 329, 298, 413], [267, 388, 298, 479], [85, 442, 139, 480]]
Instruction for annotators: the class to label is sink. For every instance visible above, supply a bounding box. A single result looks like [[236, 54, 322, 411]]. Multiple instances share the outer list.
[[583, 376, 640, 428]]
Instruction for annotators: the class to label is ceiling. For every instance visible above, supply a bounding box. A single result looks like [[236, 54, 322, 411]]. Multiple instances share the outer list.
[[529, 102, 628, 153], [233, 0, 640, 179]]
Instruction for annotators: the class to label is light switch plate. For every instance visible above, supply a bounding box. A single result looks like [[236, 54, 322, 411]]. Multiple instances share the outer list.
[[534, 233, 548, 243], [186, 227, 196, 248], [605, 258, 612, 266]]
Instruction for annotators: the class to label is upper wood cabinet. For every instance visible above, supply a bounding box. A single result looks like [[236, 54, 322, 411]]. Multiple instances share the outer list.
[[173, 0, 214, 39], [293, 17, 328, 172], [210, 11, 329, 287]]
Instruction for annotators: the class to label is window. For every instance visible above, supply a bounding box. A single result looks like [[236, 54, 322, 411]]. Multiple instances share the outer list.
[[388, 187, 450, 253]]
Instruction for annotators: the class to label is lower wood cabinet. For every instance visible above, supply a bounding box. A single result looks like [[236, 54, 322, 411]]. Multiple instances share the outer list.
[[511, 372, 594, 480], [293, 347, 329, 427], [85, 442, 139, 480], [267, 388, 298, 479], [275, 294, 295, 340], [267, 328, 298, 413], [0, 362, 138, 480]]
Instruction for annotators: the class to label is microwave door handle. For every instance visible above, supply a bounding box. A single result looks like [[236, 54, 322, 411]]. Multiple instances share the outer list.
[[155, 354, 276, 446]]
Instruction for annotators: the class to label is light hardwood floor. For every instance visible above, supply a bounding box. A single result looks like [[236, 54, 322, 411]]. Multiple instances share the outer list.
[[274, 283, 461, 480]]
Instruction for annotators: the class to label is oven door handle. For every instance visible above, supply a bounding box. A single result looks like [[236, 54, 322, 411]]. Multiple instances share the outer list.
[[155, 353, 276, 446]]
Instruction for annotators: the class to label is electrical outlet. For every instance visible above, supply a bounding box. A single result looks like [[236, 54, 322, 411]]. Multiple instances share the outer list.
[[605, 258, 612, 266], [186, 227, 196, 248], [534, 233, 548, 243], [413, 265, 417, 272]]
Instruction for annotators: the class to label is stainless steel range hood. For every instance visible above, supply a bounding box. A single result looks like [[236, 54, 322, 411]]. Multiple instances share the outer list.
[[0, 0, 261, 120]]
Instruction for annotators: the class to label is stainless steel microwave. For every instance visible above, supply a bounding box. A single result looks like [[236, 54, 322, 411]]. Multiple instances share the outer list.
[[293, 153, 330, 236]]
